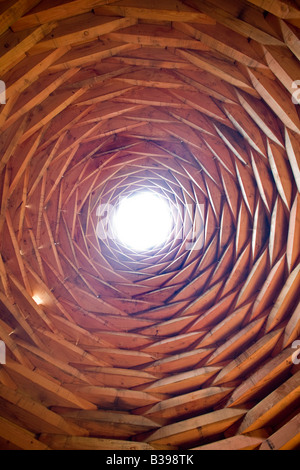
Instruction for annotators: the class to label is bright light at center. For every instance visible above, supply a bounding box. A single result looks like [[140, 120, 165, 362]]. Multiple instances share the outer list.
[[112, 192, 173, 252], [32, 295, 43, 305]]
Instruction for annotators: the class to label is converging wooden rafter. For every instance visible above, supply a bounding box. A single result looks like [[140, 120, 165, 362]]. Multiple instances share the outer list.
[[0, 0, 299, 451]]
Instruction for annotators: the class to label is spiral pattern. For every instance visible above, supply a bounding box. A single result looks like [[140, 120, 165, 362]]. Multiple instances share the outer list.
[[0, 1, 299, 450]]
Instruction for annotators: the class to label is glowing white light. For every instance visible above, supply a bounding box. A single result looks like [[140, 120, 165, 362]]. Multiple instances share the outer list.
[[112, 192, 173, 252], [32, 295, 42, 305]]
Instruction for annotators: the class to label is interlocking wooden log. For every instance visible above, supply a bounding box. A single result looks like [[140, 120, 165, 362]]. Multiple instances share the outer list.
[[0, 0, 299, 451]]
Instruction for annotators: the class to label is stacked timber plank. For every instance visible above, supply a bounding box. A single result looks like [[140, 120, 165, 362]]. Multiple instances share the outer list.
[[0, 0, 299, 450]]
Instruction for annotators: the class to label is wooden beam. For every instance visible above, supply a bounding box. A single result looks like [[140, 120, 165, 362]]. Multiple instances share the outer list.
[[144, 367, 220, 395], [0, 0, 299, 452], [115, 68, 193, 91], [142, 331, 203, 356], [246, 0, 300, 24], [251, 149, 275, 214], [222, 244, 251, 297], [268, 197, 288, 266], [145, 387, 232, 424], [2, 68, 80, 132], [0, 22, 57, 76], [174, 21, 268, 68], [104, 23, 211, 51], [17, 331, 106, 373], [19, 88, 86, 144], [247, 68, 300, 135], [39, 434, 155, 450], [177, 49, 259, 97], [0, 383, 87, 436], [48, 408, 160, 439], [251, 253, 286, 320], [280, 20, 300, 60], [283, 300, 300, 348], [285, 128, 300, 193], [5, 211, 32, 294], [265, 262, 300, 332], [263, 44, 300, 95], [198, 302, 251, 348], [251, 200, 269, 261], [184, 0, 284, 45], [235, 159, 257, 217], [193, 435, 264, 450], [0, 289, 43, 349], [227, 106, 268, 159], [28, 15, 138, 55], [4, 360, 98, 410], [62, 384, 160, 410], [286, 193, 300, 272], [49, 41, 139, 72], [236, 90, 284, 147], [259, 413, 300, 450], [94, 0, 216, 24], [238, 371, 300, 433], [0, 318, 33, 368], [0, 117, 27, 174], [234, 248, 269, 308], [213, 328, 283, 386], [214, 124, 251, 165], [181, 280, 223, 315], [7, 130, 44, 198], [145, 349, 212, 376], [207, 317, 266, 365], [226, 347, 294, 406]]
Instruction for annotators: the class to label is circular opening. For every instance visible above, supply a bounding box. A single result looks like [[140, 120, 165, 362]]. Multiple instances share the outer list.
[[112, 191, 173, 252]]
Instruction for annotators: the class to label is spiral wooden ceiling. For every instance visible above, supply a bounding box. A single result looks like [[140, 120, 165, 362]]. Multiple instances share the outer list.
[[0, 0, 300, 451]]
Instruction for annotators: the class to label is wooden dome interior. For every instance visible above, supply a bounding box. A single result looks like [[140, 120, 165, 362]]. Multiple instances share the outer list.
[[0, 0, 300, 451]]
